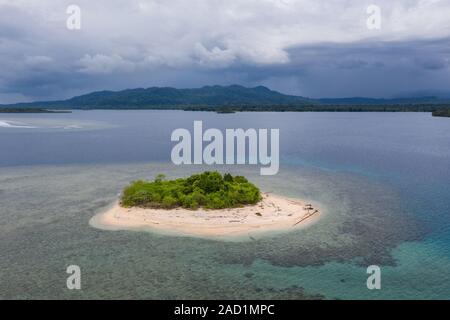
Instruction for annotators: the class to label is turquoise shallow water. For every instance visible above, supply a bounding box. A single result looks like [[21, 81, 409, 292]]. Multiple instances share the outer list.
[[0, 111, 449, 299]]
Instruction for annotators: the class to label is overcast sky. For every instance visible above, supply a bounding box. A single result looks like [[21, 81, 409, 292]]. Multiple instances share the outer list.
[[1, 0, 450, 103]]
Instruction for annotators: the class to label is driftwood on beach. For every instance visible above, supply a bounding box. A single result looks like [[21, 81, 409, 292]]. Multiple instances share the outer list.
[[293, 209, 319, 226]]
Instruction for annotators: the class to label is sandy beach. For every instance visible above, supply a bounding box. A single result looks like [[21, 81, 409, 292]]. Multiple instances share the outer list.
[[90, 193, 321, 240]]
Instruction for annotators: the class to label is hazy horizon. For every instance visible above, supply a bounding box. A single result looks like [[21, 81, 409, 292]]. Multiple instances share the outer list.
[[3, 83, 450, 107]]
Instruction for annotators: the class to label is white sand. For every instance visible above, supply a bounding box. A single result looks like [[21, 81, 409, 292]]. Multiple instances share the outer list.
[[89, 193, 320, 241]]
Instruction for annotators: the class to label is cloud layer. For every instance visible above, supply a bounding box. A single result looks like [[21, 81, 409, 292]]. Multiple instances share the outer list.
[[1, 0, 450, 103]]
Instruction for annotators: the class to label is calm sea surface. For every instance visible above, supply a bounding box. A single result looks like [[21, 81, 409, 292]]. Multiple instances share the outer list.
[[0, 111, 449, 299]]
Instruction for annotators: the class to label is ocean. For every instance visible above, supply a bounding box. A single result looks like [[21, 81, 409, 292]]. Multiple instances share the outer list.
[[0, 110, 449, 299]]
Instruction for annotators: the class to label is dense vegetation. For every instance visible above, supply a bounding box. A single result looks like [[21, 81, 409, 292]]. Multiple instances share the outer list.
[[2, 85, 310, 109], [432, 109, 450, 117], [121, 171, 262, 210]]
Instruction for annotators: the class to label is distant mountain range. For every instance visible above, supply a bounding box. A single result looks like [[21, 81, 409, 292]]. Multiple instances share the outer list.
[[1, 85, 450, 111]]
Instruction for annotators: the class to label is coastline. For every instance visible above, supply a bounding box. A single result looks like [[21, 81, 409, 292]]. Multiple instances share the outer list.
[[89, 193, 321, 241]]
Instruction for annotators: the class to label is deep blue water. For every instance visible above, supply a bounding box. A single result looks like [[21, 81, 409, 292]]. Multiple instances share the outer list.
[[0, 111, 449, 299]]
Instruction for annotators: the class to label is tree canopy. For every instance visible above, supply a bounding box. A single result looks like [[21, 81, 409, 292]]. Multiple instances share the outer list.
[[121, 171, 261, 210]]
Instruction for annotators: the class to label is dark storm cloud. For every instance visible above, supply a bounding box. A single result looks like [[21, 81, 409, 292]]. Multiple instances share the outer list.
[[209, 38, 450, 97], [1, 0, 450, 103]]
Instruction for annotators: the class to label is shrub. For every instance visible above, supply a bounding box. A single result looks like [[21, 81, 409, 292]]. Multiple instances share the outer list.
[[162, 195, 178, 209]]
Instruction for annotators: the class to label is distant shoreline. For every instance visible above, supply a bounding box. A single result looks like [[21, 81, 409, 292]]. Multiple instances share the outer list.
[[1, 106, 448, 114], [89, 193, 321, 241], [0, 108, 71, 114], [1, 85, 449, 114]]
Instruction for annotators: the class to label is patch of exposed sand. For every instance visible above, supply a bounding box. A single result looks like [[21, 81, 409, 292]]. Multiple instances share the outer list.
[[89, 193, 321, 241]]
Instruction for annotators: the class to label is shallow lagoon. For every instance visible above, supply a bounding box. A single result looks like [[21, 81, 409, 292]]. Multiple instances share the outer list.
[[0, 111, 449, 299]]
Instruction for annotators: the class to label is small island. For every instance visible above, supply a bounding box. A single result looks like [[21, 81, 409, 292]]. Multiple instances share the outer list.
[[90, 172, 320, 240], [432, 109, 450, 118], [0, 108, 71, 113]]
